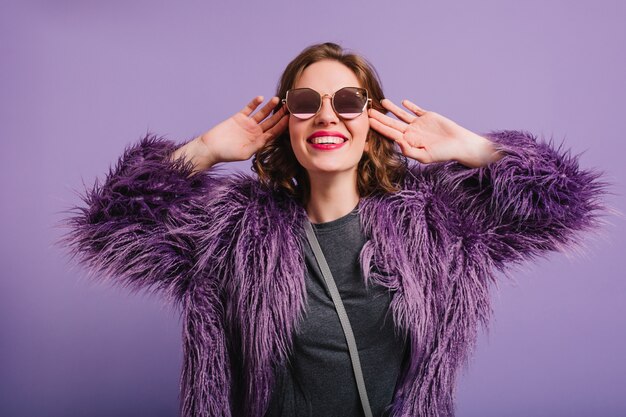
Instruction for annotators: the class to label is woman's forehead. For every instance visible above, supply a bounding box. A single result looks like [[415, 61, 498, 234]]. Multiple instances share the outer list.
[[293, 60, 362, 91]]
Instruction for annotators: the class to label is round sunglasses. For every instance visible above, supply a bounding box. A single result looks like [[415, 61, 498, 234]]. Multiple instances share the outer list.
[[282, 87, 372, 120]]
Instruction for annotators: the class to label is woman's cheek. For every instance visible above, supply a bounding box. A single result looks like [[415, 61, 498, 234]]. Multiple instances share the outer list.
[[349, 118, 370, 145]]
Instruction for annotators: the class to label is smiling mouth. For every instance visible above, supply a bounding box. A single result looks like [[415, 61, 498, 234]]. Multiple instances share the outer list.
[[306, 136, 348, 144]]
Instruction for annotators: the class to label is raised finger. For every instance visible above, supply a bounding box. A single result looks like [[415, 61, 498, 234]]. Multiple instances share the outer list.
[[251, 96, 281, 123], [369, 117, 403, 142], [262, 114, 289, 141], [404, 146, 432, 163], [259, 105, 287, 131], [381, 99, 416, 124], [240, 96, 264, 117], [402, 99, 427, 116], [369, 108, 408, 133]]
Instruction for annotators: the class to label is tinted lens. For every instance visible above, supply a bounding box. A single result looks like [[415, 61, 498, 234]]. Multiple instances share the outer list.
[[333, 87, 368, 119], [287, 88, 320, 119]]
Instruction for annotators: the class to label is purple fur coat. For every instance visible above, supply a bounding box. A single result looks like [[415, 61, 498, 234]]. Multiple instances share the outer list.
[[64, 130, 606, 417]]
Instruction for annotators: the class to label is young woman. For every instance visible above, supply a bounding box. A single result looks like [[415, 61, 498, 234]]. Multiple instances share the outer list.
[[65, 42, 606, 417]]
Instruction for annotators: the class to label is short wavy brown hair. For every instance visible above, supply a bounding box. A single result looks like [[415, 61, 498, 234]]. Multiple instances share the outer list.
[[252, 42, 407, 205]]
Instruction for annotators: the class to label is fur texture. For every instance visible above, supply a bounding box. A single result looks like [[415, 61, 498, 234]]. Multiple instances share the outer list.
[[62, 130, 607, 417]]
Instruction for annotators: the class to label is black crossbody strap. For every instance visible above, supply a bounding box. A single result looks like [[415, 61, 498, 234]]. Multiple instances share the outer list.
[[304, 220, 373, 417]]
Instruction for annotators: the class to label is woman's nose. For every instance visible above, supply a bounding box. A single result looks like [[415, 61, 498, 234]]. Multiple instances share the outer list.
[[315, 95, 338, 124]]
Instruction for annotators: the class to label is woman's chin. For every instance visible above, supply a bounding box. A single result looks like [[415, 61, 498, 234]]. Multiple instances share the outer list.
[[305, 164, 359, 177]]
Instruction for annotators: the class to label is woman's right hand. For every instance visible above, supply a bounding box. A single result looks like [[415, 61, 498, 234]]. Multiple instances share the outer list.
[[173, 96, 289, 173]]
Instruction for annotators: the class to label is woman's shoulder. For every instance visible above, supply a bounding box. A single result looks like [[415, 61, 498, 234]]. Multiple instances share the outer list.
[[204, 171, 304, 227], [360, 166, 462, 244], [193, 171, 306, 270]]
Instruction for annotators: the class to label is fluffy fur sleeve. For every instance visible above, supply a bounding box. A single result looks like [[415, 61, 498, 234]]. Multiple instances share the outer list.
[[62, 133, 223, 303], [387, 129, 608, 416], [405, 129, 608, 271]]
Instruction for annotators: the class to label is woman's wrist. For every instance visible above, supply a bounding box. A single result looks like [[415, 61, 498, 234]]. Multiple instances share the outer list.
[[456, 133, 503, 168], [171, 136, 217, 174]]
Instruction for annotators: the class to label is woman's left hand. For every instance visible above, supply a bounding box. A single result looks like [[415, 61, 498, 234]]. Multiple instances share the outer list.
[[368, 99, 502, 168]]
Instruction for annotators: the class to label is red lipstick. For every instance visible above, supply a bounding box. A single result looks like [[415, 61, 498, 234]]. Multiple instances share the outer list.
[[306, 130, 348, 151], [306, 130, 348, 141]]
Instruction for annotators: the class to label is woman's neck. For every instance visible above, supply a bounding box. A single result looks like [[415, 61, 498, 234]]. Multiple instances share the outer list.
[[305, 170, 360, 224]]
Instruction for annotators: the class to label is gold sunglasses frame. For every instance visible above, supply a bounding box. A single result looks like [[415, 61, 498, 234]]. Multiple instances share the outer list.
[[281, 87, 372, 120]]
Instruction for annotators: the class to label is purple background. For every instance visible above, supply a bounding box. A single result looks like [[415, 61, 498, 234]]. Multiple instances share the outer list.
[[2, 1, 625, 416]]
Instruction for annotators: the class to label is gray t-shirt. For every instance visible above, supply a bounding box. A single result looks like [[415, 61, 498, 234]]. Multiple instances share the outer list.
[[264, 203, 408, 417]]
